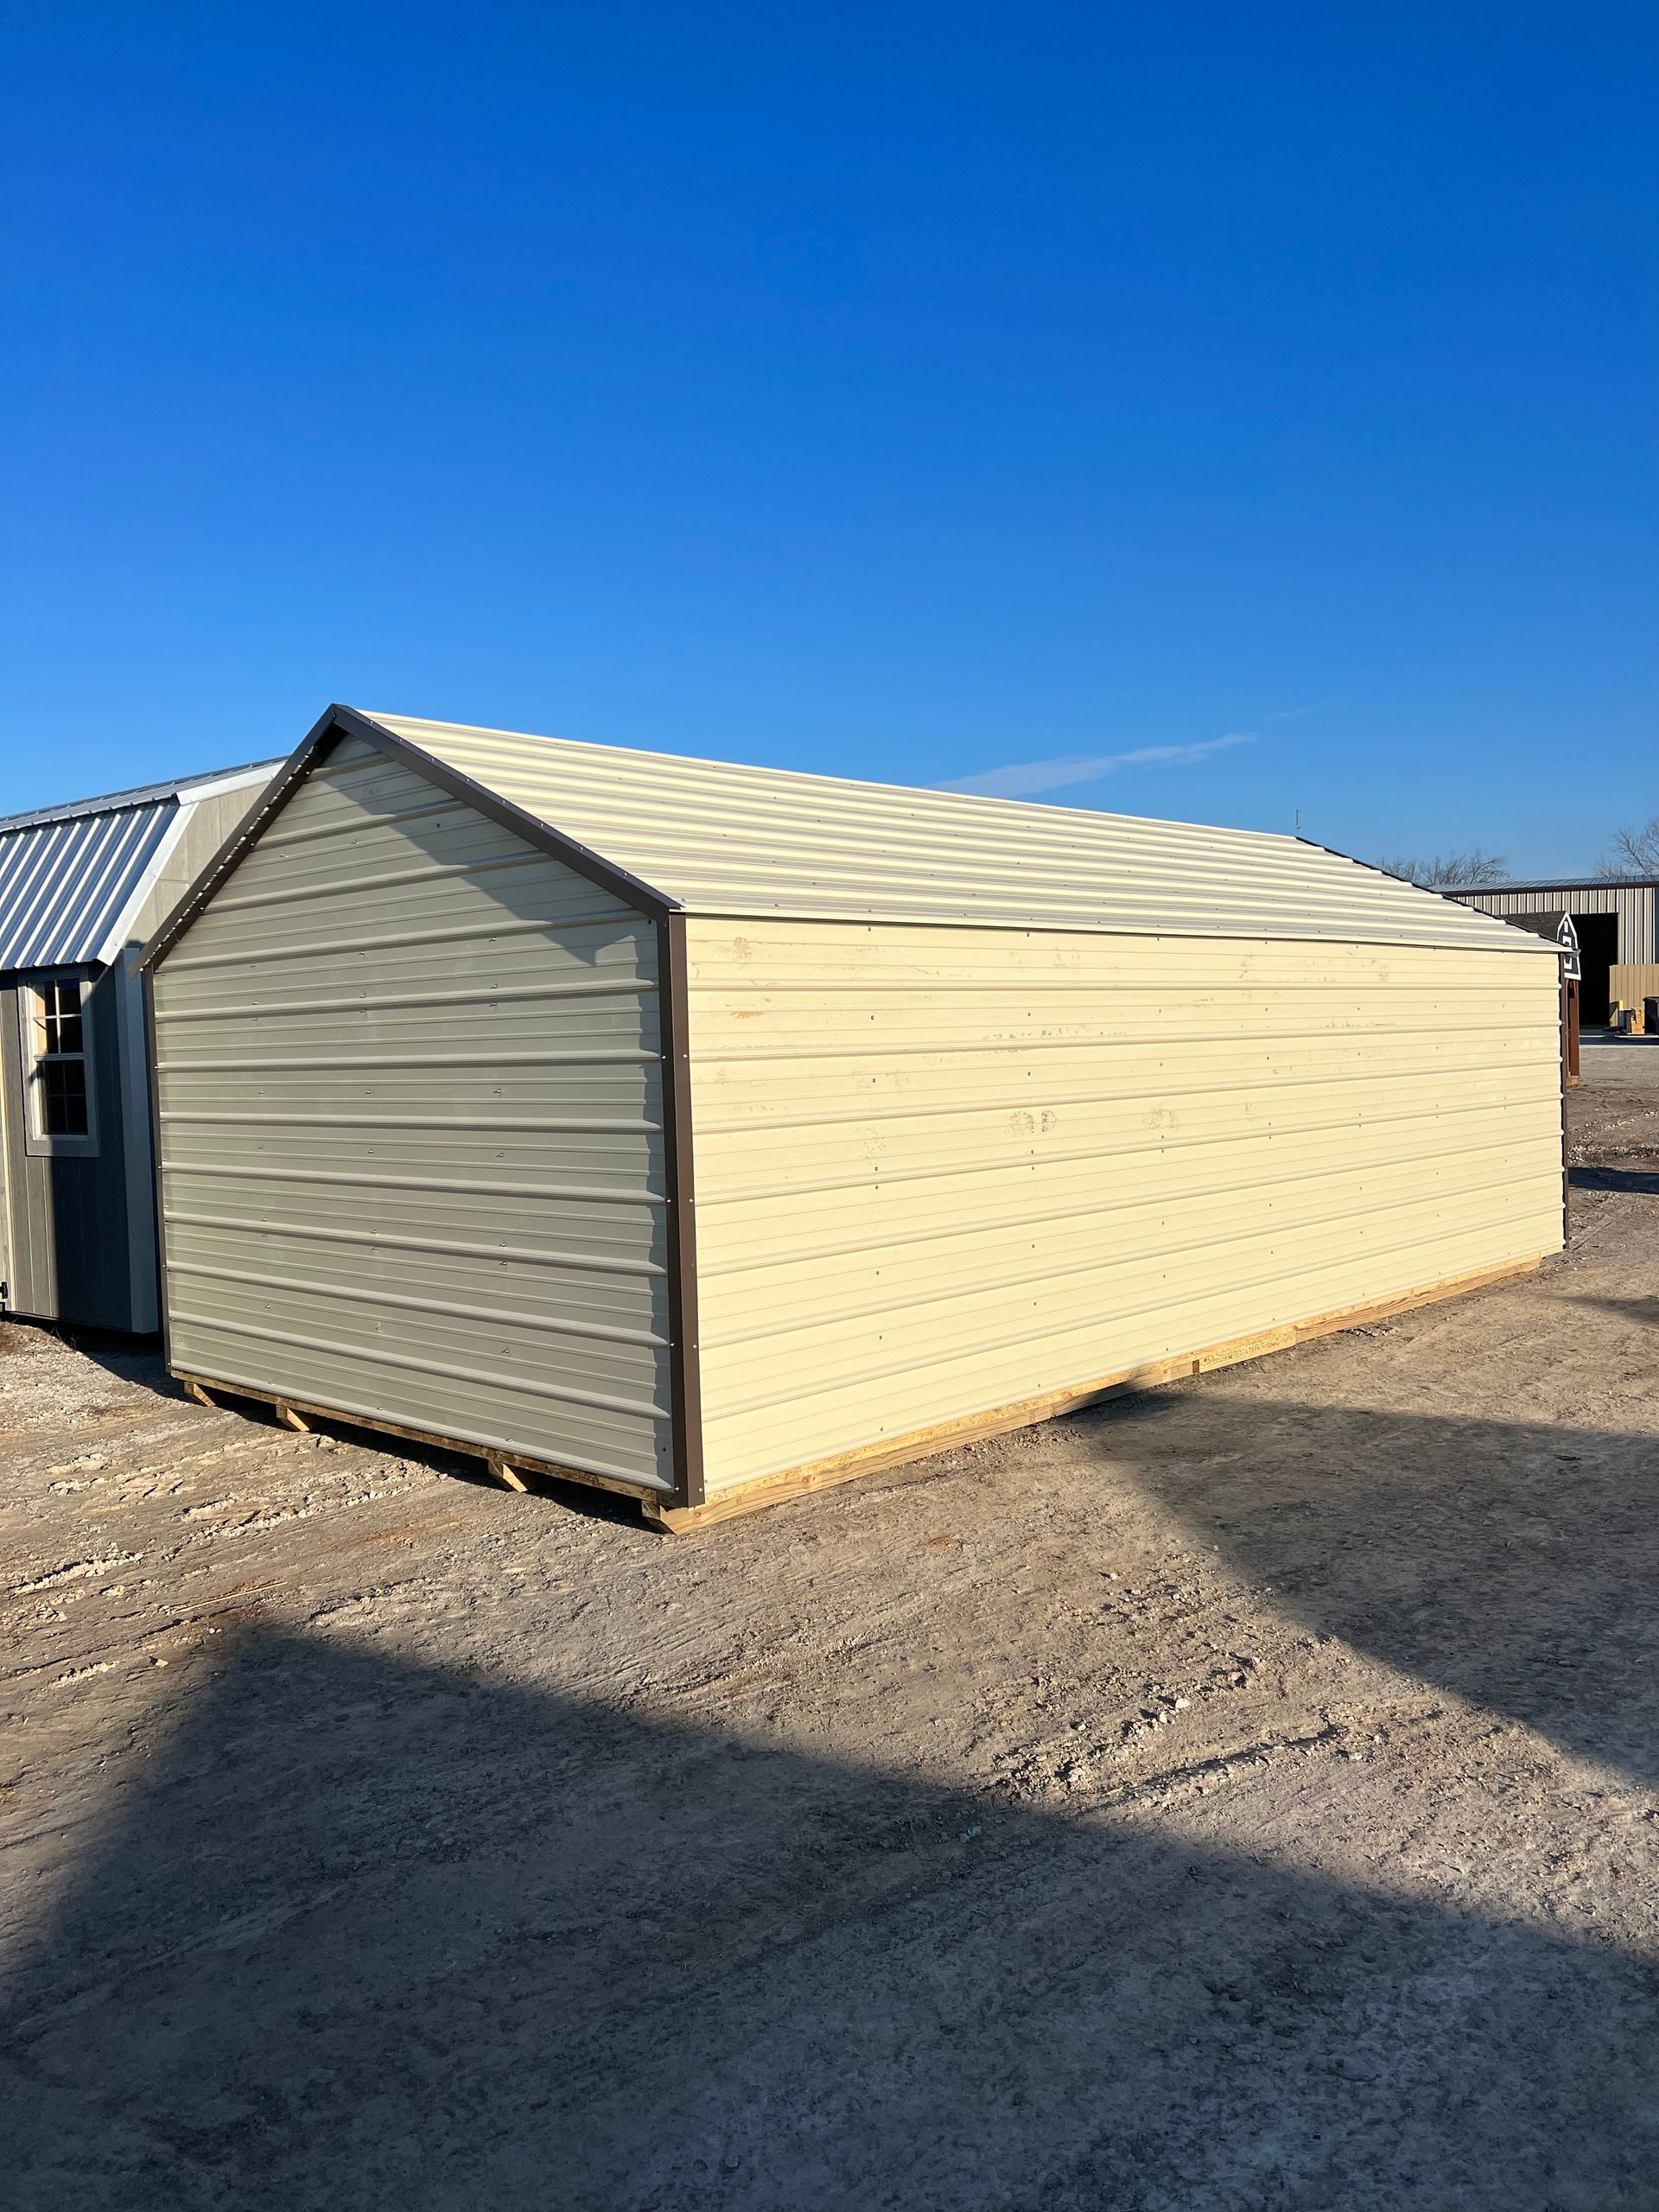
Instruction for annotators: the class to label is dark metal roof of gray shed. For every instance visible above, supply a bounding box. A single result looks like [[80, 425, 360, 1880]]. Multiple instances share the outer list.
[[0, 759, 280, 835], [0, 760, 281, 971]]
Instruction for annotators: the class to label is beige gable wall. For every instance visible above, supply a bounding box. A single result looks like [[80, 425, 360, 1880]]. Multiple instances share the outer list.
[[150, 736, 672, 1491]]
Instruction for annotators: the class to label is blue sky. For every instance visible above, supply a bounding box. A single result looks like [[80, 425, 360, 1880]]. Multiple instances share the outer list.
[[2, 3, 1653, 876]]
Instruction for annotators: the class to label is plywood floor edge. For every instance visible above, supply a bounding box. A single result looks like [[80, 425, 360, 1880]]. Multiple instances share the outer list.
[[644, 1252, 1548, 1533]]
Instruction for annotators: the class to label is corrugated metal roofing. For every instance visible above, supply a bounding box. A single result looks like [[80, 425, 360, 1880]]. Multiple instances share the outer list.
[[0, 760, 283, 972], [0, 800, 179, 970], [360, 712, 1555, 954], [1456, 876, 1659, 893], [0, 759, 279, 836]]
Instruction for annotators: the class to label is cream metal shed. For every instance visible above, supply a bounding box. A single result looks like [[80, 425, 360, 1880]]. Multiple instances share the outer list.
[[141, 707, 1567, 1529]]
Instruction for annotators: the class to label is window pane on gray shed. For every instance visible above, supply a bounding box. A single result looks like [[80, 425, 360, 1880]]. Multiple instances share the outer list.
[[39, 1057, 89, 1135]]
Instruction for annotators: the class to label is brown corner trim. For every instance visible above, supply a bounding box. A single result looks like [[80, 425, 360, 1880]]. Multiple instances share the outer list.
[[658, 912, 706, 1510]]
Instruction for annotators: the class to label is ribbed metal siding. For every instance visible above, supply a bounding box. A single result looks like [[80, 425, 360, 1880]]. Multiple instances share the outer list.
[[363, 714, 1560, 956], [686, 922, 1566, 1494], [151, 736, 672, 1491], [0, 802, 177, 969], [1457, 885, 1659, 966]]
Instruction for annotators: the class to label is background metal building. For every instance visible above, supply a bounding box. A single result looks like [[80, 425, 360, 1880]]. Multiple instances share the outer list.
[[1453, 880, 1659, 1026], [143, 707, 1567, 1529], [0, 761, 276, 1330]]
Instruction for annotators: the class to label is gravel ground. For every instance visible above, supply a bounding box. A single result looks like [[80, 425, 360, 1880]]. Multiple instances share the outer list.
[[3, 1059, 1659, 2209]]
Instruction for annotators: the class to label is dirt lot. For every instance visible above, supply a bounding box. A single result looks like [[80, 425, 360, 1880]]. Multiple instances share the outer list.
[[4, 1056, 1659, 2209]]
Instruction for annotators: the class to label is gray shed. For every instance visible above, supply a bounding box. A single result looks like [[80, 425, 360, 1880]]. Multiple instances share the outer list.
[[0, 760, 277, 1330], [141, 706, 1566, 1530]]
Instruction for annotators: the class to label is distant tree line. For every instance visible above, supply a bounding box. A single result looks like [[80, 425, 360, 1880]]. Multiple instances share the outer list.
[[1599, 819, 1659, 877], [1377, 818, 1659, 888], [1378, 851, 1510, 888]]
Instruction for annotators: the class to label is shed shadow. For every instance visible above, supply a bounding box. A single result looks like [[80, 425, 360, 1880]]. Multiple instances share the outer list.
[[36, 1332, 643, 1522], [1569, 1165, 1659, 1195], [3, 1316, 179, 1391], [1567, 1294, 1659, 1331], [1077, 1390, 1659, 1793], [3, 1623, 1656, 2211]]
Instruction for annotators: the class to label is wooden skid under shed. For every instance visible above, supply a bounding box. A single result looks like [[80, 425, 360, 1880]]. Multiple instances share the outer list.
[[173, 1250, 1542, 1535], [174, 1375, 663, 1507]]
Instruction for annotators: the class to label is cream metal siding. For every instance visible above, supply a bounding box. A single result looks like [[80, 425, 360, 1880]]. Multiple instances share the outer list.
[[1458, 884, 1659, 967], [686, 921, 1566, 1494], [150, 736, 672, 1491], [366, 713, 1554, 956]]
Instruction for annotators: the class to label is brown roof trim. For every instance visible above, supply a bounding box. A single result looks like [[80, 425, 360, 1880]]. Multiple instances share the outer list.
[[339, 707, 675, 921], [138, 703, 677, 971], [137, 708, 348, 970]]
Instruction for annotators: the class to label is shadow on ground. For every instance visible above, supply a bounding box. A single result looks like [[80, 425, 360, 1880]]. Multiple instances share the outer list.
[[4, 1612, 1657, 2211], [1570, 1294, 1659, 1331], [1077, 1392, 1659, 1796], [1570, 1166, 1659, 1195]]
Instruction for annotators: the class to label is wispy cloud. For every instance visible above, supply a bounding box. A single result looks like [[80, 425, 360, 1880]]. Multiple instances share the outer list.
[[937, 732, 1256, 801], [1259, 702, 1325, 725]]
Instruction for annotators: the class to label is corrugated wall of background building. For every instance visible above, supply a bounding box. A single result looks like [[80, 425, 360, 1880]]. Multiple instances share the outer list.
[[150, 736, 674, 1491], [686, 921, 1566, 1495], [1458, 884, 1658, 966]]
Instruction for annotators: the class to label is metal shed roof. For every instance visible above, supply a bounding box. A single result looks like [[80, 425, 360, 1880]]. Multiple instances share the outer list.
[[1454, 876, 1659, 894], [0, 758, 278, 837], [339, 710, 1556, 954], [0, 761, 279, 971], [0, 803, 176, 969]]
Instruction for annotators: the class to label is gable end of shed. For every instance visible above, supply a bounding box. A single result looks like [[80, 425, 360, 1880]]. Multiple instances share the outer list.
[[146, 729, 688, 1505], [141, 706, 678, 976]]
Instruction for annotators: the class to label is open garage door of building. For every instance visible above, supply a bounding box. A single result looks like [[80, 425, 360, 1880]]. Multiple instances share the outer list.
[[1571, 912, 1619, 1026]]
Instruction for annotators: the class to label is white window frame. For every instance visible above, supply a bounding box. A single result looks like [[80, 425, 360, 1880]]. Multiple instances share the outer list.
[[20, 971, 101, 1159]]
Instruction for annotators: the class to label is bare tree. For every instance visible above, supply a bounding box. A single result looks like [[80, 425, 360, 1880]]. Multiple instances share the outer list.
[[1378, 850, 1510, 888], [1598, 820, 1659, 878]]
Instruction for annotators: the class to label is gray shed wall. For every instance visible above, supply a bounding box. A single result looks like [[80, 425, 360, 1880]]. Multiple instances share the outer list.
[[149, 736, 672, 1491], [0, 962, 137, 1328], [0, 773, 275, 1332]]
